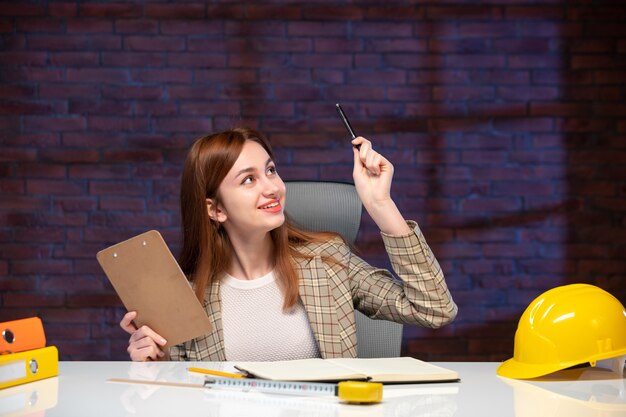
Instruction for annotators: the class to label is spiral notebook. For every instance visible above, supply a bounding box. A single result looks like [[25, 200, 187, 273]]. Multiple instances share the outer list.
[[235, 357, 460, 383]]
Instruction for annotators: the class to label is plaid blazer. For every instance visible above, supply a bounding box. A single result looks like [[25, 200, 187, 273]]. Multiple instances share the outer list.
[[169, 221, 457, 361]]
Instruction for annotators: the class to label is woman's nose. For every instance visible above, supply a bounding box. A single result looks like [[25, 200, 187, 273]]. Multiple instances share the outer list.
[[262, 176, 281, 196]]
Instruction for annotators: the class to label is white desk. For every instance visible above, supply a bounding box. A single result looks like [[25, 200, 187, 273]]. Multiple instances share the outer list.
[[1, 361, 624, 417]]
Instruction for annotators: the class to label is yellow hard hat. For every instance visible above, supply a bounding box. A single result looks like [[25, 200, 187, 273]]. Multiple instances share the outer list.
[[497, 283, 626, 379]]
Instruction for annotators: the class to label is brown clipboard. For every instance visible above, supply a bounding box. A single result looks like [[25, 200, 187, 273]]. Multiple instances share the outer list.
[[96, 230, 212, 348]]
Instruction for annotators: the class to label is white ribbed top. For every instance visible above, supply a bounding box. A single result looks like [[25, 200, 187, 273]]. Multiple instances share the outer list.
[[220, 271, 321, 361]]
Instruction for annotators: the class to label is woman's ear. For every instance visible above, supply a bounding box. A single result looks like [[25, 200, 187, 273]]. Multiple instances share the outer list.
[[206, 198, 227, 223]]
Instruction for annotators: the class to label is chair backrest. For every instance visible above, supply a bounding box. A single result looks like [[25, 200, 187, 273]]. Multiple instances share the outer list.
[[284, 181, 403, 358]]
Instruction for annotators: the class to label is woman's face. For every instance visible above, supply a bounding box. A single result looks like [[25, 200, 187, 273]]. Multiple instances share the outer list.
[[210, 140, 286, 238]]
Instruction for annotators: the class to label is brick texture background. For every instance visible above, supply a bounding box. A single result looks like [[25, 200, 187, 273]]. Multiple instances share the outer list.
[[1, 1, 625, 361]]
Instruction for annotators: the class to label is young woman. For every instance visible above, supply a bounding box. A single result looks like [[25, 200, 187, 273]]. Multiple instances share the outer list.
[[120, 128, 457, 361]]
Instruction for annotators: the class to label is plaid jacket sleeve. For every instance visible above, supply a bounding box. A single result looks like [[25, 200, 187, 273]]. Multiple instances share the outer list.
[[350, 220, 457, 327], [297, 220, 457, 358]]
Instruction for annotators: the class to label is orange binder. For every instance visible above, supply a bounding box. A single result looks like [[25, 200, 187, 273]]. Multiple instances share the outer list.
[[0, 317, 46, 355]]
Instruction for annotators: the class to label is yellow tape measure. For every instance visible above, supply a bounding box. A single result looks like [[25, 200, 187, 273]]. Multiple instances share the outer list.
[[204, 377, 383, 404], [337, 381, 383, 403]]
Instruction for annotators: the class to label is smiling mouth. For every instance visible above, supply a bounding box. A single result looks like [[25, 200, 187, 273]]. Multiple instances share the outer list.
[[259, 201, 279, 209]]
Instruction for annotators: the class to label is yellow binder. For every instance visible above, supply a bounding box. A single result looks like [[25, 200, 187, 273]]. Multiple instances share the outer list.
[[0, 346, 58, 390]]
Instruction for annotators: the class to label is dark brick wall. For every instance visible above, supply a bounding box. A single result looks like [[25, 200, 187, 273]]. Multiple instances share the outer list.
[[1, 1, 625, 361]]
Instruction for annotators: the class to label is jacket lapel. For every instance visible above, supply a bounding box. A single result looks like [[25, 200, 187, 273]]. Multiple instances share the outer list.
[[194, 279, 226, 361], [296, 255, 343, 358]]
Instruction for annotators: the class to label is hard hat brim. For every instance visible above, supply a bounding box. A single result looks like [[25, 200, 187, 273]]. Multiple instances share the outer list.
[[496, 357, 570, 380], [497, 346, 626, 379]]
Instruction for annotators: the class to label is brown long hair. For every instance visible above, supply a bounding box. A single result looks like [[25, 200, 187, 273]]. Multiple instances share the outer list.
[[179, 128, 340, 310]]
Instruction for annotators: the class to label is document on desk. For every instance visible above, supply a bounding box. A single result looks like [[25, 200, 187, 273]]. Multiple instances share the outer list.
[[96, 230, 212, 348], [234, 357, 459, 383]]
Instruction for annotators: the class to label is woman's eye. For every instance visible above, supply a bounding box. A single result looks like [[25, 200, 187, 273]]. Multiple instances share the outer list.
[[242, 176, 254, 185], [267, 166, 277, 175]]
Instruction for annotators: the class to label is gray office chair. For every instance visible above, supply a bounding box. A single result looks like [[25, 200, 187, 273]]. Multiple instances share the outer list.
[[284, 181, 404, 358]]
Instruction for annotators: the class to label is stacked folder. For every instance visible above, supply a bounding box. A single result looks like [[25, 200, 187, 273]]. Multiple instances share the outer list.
[[0, 317, 58, 390]]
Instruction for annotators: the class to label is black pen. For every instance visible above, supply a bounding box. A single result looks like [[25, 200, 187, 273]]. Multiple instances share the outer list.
[[335, 103, 360, 149]]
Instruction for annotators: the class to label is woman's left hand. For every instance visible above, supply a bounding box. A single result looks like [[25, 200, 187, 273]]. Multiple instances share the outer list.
[[352, 136, 393, 208], [352, 136, 411, 236]]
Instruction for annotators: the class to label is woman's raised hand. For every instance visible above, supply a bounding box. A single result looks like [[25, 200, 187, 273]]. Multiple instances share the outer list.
[[351, 136, 394, 208], [351, 136, 411, 236], [120, 311, 168, 361]]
